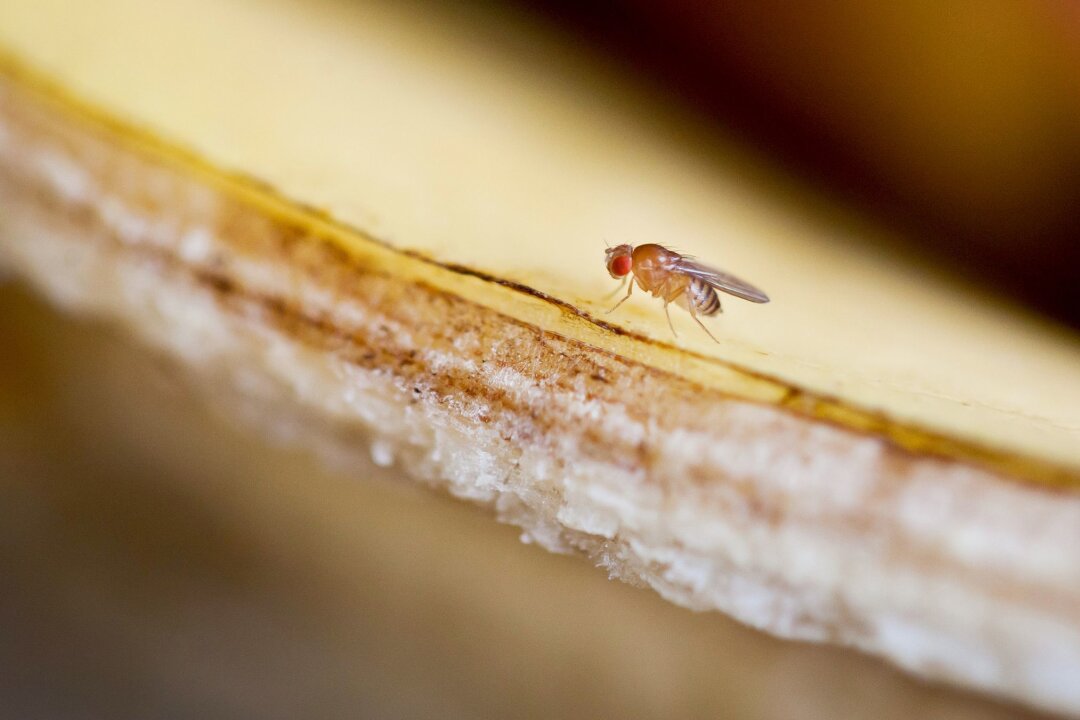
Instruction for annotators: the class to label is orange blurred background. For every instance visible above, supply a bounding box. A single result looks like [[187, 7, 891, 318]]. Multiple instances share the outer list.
[[529, 0, 1080, 326]]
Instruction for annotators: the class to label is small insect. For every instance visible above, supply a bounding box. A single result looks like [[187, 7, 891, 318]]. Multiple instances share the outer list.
[[604, 243, 769, 342]]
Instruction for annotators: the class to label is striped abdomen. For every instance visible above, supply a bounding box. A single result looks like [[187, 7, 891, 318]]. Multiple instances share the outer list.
[[687, 277, 721, 316]]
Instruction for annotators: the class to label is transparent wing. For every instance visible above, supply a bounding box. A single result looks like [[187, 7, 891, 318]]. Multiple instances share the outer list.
[[673, 256, 770, 303]]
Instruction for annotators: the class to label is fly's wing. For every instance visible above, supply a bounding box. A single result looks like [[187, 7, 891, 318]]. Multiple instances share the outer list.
[[673, 256, 770, 303]]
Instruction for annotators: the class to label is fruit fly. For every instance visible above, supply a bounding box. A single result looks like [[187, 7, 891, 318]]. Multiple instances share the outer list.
[[604, 243, 769, 342]]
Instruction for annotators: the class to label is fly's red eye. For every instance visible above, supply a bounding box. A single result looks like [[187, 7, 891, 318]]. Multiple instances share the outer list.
[[611, 255, 632, 276]]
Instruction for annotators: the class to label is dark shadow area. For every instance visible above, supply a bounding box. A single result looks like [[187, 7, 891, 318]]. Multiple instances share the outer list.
[[517, 1, 1080, 328]]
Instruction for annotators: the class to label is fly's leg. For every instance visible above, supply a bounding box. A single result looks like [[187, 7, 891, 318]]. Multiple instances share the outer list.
[[606, 277, 633, 314], [663, 302, 678, 338], [603, 276, 627, 300], [686, 293, 721, 343], [660, 280, 685, 339]]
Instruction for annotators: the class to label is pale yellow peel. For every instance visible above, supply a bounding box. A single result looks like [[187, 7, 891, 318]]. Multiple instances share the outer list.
[[1, 0, 1078, 473]]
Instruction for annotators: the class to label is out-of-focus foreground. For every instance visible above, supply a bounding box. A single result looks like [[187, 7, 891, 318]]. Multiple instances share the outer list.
[[0, 281, 1047, 720]]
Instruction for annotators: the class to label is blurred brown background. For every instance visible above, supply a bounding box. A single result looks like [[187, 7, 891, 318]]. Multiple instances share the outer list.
[[528, 0, 1080, 327]]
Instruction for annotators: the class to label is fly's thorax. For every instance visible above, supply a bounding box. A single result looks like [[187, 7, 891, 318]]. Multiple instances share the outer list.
[[631, 243, 677, 267], [631, 244, 681, 294]]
